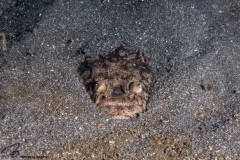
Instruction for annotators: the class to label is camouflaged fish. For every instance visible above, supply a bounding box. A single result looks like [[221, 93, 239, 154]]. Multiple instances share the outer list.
[[79, 43, 152, 119]]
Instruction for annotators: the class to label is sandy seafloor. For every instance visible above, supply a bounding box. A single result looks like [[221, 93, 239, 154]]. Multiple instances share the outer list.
[[0, 0, 239, 159]]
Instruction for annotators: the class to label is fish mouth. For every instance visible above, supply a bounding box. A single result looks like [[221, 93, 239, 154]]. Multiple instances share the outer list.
[[97, 100, 142, 119], [103, 101, 132, 107]]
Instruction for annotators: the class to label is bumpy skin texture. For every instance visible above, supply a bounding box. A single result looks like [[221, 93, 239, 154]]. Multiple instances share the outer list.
[[79, 43, 152, 119]]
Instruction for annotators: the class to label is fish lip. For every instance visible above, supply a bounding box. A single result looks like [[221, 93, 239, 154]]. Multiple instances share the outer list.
[[97, 99, 141, 119], [97, 99, 136, 108], [111, 113, 139, 119], [102, 101, 132, 107]]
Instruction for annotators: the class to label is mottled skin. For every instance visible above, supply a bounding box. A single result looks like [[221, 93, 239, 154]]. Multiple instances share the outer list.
[[79, 43, 152, 119]]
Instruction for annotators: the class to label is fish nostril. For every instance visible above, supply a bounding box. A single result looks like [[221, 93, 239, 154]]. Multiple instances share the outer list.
[[120, 86, 125, 93], [112, 85, 125, 96], [101, 95, 106, 100]]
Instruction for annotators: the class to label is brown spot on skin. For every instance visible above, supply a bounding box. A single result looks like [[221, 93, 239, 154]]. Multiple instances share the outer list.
[[79, 43, 152, 119]]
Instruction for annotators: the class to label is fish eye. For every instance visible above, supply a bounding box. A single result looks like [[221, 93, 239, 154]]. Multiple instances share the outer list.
[[95, 82, 107, 92], [129, 82, 143, 94]]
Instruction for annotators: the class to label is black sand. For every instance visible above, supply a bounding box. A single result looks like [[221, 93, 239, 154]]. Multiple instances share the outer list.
[[1, 0, 239, 159]]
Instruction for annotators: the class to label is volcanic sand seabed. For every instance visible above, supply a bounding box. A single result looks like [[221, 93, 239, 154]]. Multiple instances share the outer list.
[[0, 0, 239, 159]]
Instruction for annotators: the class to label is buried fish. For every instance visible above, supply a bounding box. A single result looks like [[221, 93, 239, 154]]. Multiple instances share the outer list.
[[79, 43, 152, 119]]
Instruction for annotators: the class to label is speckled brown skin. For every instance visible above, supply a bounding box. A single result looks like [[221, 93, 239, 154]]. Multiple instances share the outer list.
[[79, 43, 152, 119]]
